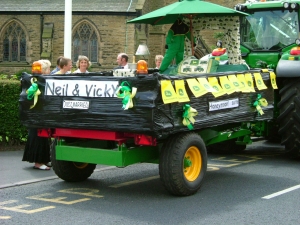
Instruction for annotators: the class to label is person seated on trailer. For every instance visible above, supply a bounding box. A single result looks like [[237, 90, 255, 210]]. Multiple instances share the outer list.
[[50, 56, 63, 74], [73, 55, 92, 73], [114, 53, 129, 70], [155, 55, 164, 69], [54, 57, 72, 74]]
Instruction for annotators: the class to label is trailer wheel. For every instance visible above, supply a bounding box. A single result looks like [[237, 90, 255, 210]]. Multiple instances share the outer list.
[[159, 132, 207, 196], [277, 78, 300, 158], [51, 139, 96, 182]]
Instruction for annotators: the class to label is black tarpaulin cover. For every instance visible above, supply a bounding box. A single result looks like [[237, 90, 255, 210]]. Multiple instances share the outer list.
[[19, 71, 274, 139]]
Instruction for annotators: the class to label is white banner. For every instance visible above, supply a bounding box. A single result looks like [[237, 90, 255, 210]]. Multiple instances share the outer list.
[[209, 98, 239, 111], [45, 79, 119, 97]]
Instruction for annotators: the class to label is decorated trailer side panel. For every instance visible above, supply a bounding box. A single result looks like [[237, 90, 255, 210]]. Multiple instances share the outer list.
[[19, 70, 276, 138]]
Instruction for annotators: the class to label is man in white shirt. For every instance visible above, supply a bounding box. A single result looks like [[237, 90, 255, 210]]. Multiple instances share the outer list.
[[114, 53, 129, 69]]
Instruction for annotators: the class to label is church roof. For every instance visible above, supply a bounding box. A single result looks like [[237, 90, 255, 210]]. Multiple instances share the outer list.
[[0, 0, 139, 13]]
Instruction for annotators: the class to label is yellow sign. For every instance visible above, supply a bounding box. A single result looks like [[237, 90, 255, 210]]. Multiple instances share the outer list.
[[208, 77, 226, 97], [186, 78, 208, 97], [175, 80, 190, 102], [269, 72, 278, 89], [161, 80, 178, 104], [254, 72, 268, 90], [237, 74, 251, 93], [197, 77, 216, 93], [219, 76, 235, 95], [228, 75, 244, 92], [244, 73, 256, 92]]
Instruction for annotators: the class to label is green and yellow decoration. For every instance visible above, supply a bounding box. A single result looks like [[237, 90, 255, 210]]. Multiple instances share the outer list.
[[182, 104, 198, 130], [26, 77, 41, 109], [116, 81, 137, 110], [253, 94, 268, 115]]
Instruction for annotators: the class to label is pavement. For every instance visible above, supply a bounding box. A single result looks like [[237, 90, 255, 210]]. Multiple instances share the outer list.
[[0, 140, 285, 190], [0, 150, 58, 189], [0, 149, 115, 189]]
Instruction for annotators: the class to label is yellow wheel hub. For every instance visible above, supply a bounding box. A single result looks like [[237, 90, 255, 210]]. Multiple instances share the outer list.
[[183, 146, 202, 182], [73, 162, 89, 169]]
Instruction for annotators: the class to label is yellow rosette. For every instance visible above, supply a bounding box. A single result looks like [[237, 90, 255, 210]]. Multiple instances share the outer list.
[[182, 104, 198, 130], [253, 94, 268, 115], [116, 81, 137, 110]]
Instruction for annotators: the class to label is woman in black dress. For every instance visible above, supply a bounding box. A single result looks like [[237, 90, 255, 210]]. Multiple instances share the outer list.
[[22, 59, 52, 170]]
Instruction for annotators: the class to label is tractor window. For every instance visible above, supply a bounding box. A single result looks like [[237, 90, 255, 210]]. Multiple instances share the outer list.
[[241, 10, 298, 50]]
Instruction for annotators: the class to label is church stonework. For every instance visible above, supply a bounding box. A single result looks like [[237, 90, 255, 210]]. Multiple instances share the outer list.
[[0, 0, 243, 74]]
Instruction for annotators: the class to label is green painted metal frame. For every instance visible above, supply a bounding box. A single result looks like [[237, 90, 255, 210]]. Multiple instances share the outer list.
[[199, 124, 252, 146], [55, 140, 159, 167]]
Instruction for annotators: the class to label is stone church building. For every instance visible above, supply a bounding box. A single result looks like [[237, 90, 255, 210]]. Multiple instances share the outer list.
[[0, 0, 242, 74]]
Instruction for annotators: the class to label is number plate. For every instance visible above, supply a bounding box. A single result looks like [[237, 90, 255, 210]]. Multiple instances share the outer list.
[[63, 100, 90, 109]]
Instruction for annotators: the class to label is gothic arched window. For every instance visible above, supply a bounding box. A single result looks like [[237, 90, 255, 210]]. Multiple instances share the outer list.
[[2, 22, 26, 62], [72, 22, 98, 63]]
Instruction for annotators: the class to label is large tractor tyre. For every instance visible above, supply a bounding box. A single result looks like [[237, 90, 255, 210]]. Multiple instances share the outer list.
[[51, 139, 96, 182], [207, 139, 246, 154], [277, 78, 300, 158], [159, 132, 207, 196]]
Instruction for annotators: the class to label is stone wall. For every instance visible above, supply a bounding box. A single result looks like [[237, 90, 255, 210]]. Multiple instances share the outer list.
[[0, 14, 136, 74], [0, 0, 245, 73]]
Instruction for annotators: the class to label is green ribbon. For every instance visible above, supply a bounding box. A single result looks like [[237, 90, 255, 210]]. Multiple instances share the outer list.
[[182, 104, 198, 130], [116, 81, 137, 110], [26, 78, 41, 109], [253, 94, 268, 115]]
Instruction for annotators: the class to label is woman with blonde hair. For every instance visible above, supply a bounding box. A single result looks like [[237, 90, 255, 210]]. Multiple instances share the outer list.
[[74, 55, 92, 73], [155, 55, 164, 69], [39, 59, 51, 74], [22, 59, 52, 170]]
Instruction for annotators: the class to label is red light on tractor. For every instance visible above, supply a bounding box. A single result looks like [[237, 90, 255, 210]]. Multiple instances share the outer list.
[[136, 60, 148, 75], [32, 61, 42, 74], [290, 47, 300, 55], [212, 48, 226, 56]]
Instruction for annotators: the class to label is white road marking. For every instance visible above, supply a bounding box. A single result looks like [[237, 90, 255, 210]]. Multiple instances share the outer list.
[[262, 184, 300, 199], [0, 166, 115, 189]]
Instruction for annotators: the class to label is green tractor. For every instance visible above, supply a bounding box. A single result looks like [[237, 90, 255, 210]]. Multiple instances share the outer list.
[[234, 0, 300, 158]]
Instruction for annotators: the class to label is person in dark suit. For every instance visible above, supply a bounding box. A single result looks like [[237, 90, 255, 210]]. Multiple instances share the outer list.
[[114, 53, 128, 70]]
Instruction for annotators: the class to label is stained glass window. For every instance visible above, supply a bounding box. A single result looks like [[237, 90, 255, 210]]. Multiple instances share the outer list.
[[2, 22, 26, 62], [72, 22, 98, 63]]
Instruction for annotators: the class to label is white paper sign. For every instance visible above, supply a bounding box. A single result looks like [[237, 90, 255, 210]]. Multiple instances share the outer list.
[[45, 79, 119, 97], [63, 100, 90, 109], [209, 98, 239, 111]]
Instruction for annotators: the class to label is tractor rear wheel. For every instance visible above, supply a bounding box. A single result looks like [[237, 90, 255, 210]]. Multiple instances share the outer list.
[[51, 139, 96, 182], [277, 78, 300, 158], [159, 132, 207, 196]]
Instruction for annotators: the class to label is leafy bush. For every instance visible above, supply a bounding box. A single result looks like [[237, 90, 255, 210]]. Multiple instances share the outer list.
[[0, 79, 28, 146]]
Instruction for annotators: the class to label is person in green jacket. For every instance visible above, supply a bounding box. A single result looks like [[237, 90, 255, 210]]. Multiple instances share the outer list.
[[160, 18, 196, 73]]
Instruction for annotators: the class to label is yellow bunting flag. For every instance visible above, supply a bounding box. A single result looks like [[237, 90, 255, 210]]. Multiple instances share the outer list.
[[254, 72, 268, 90], [228, 75, 243, 92], [208, 77, 226, 98], [237, 74, 251, 93], [269, 72, 278, 89], [175, 80, 190, 103], [161, 80, 178, 104], [186, 78, 208, 97], [244, 73, 256, 92], [219, 76, 235, 95], [197, 77, 216, 93]]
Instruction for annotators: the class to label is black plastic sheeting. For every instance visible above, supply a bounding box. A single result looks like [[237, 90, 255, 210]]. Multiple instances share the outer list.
[[19, 71, 274, 139]]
